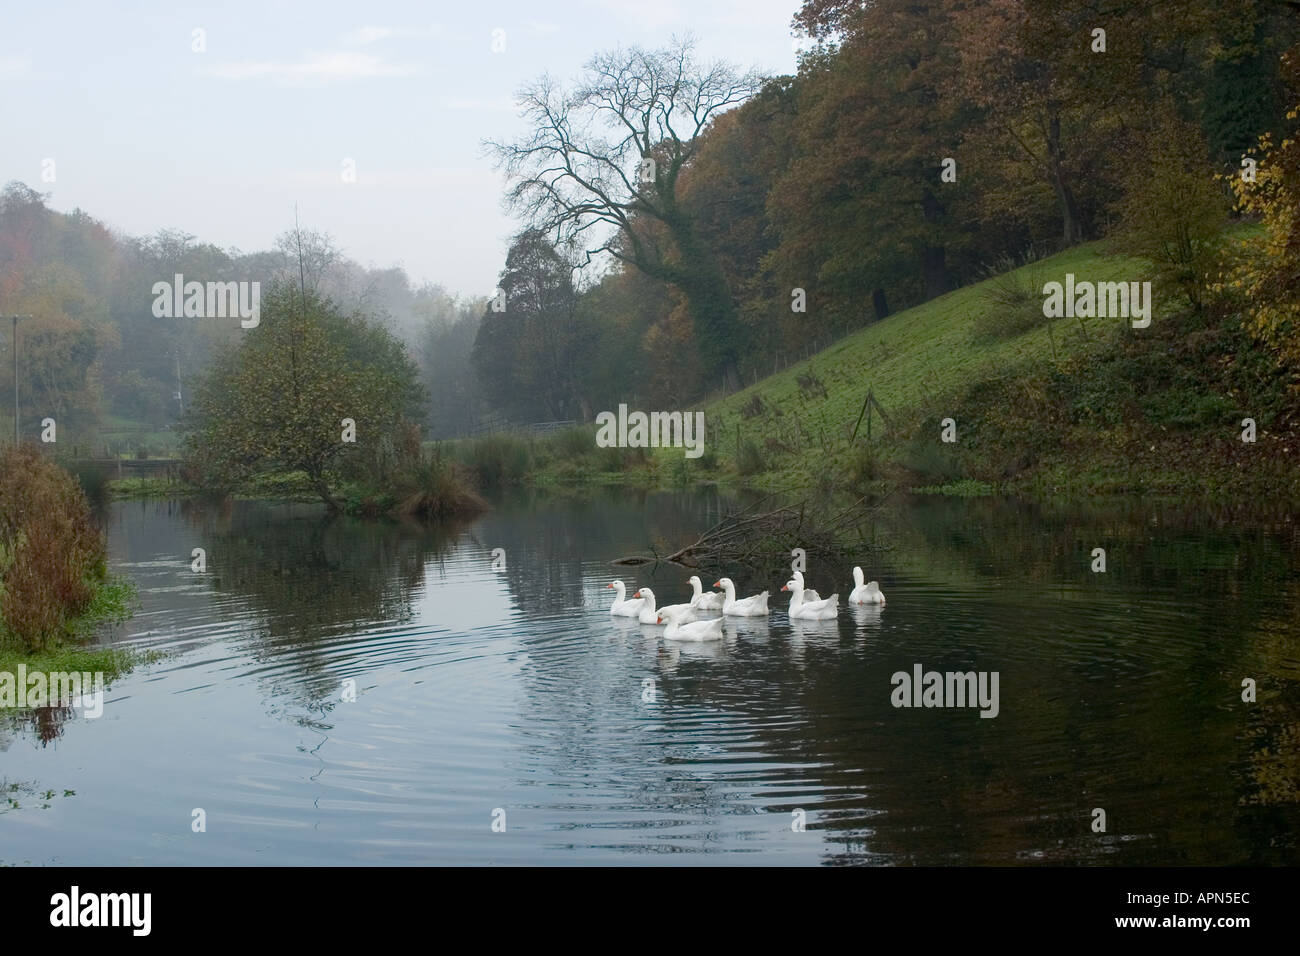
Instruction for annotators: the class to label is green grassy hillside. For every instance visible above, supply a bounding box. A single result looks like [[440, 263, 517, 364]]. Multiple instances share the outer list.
[[702, 241, 1145, 489], [689, 229, 1297, 499], [433, 227, 1298, 500]]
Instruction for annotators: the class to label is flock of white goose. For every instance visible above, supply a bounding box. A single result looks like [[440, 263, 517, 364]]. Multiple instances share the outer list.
[[605, 569, 885, 642]]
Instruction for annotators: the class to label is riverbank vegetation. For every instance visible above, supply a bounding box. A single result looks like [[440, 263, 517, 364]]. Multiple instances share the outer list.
[[0, 445, 136, 679], [3, 0, 1299, 510], [182, 279, 484, 519]]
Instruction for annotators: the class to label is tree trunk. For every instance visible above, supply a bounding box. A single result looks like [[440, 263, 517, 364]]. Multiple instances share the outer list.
[[308, 469, 343, 512], [921, 246, 949, 301], [1052, 177, 1083, 245], [673, 270, 741, 388], [660, 210, 742, 387], [919, 188, 949, 300], [872, 288, 890, 321], [1046, 112, 1083, 245]]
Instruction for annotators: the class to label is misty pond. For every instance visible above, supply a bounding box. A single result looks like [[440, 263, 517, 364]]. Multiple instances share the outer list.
[[2, 490, 1297, 865]]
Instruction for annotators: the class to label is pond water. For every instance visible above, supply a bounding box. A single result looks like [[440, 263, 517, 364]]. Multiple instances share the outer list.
[[2, 489, 1297, 865]]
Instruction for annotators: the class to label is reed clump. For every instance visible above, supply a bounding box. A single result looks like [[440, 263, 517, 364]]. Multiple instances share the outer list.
[[0, 444, 109, 652]]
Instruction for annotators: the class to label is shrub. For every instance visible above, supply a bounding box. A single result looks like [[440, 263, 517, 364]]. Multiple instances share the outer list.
[[0, 445, 108, 652], [1113, 112, 1227, 315], [548, 425, 597, 461], [670, 456, 691, 487], [394, 450, 487, 520], [66, 461, 111, 509], [462, 433, 533, 487], [1139, 387, 1236, 429], [736, 439, 765, 476], [973, 258, 1049, 341], [594, 443, 638, 471], [1221, 51, 1300, 377], [899, 423, 966, 483], [845, 442, 881, 488]]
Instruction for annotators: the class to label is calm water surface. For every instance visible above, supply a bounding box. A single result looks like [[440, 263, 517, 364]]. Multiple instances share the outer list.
[[2, 490, 1297, 865]]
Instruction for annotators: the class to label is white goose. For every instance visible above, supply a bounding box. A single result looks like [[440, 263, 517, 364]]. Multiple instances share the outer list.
[[848, 567, 886, 605], [688, 575, 725, 611], [783, 578, 839, 620], [791, 570, 821, 603], [714, 577, 769, 617], [658, 606, 725, 642], [606, 580, 646, 617], [634, 586, 699, 625]]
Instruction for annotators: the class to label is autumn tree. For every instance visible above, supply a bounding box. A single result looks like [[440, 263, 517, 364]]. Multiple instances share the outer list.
[[488, 36, 765, 389], [1113, 112, 1227, 313], [769, 0, 977, 321], [0, 185, 113, 432], [678, 80, 800, 367], [1226, 45, 1300, 373], [572, 264, 676, 412], [473, 230, 590, 422], [944, 0, 1144, 246], [186, 283, 423, 509]]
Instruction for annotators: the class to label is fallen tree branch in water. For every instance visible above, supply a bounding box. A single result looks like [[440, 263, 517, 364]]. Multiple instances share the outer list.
[[613, 493, 890, 571]]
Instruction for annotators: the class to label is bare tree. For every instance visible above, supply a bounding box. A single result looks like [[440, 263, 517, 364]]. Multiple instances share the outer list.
[[487, 35, 766, 388], [274, 222, 339, 296]]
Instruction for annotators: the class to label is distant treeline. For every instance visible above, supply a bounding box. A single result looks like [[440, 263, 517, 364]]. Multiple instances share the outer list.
[[0, 188, 488, 440]]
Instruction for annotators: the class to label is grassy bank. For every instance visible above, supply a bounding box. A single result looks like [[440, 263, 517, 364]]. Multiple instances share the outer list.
[[108, 471, 319, 501], [1, 446, 142, 688], [1, 572, 143, 699], [0, 630, 139, 686], [109, 454, 489, 521], [702, 241, 1142, 494], [508, 230, 1295, 500]]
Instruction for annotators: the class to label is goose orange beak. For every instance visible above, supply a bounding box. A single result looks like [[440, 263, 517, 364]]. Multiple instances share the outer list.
[[712, 580, 721, 588], [656, 616, 663, 624], [605, 583, 613, 589], [780, 584, 789, 591], [633, 590, 642, 597]]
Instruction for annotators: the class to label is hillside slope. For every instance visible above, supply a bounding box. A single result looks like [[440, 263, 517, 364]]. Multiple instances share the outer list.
[[697, 234, 1297, 499], [704, 243, 1138, 484]]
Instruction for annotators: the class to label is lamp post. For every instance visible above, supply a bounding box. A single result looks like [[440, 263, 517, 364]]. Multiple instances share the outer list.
[[3, 315, 31, 445]]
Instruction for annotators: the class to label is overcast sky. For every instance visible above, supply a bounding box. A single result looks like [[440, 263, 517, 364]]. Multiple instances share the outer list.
[[1, 0, 803, 296]]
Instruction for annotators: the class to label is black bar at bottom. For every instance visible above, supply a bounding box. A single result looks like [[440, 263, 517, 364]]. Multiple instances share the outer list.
[[0, 865, 1281, 941]]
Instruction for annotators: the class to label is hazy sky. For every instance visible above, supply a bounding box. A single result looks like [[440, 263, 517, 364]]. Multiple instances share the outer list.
[[1, 0, 802, 296]]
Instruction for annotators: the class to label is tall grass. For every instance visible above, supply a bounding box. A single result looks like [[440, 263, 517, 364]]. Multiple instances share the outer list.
[[394, 448, 487, 519], [0, 445, 110, 652], [458, 433, 534, 487], [547, 425, 598, 460], [972, 257, 1051, 341]]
